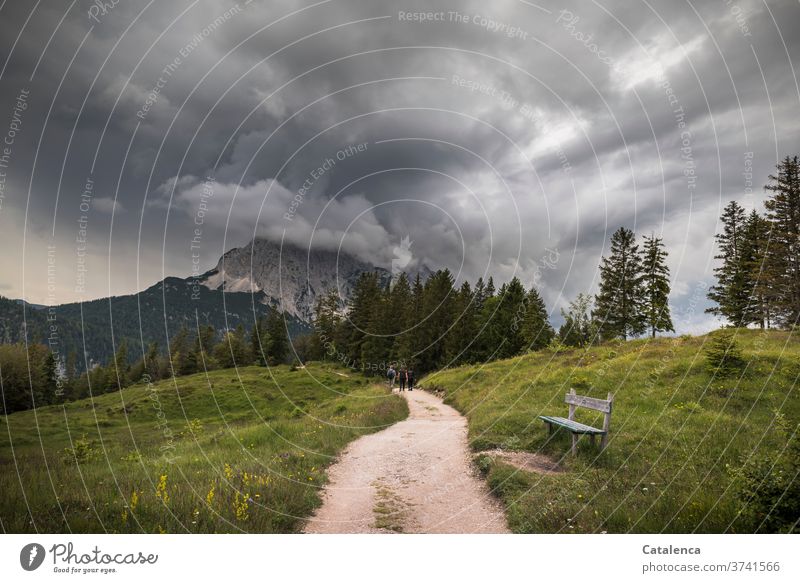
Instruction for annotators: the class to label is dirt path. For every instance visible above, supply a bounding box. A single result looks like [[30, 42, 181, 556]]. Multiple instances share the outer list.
[[304, 388, 509, 534]]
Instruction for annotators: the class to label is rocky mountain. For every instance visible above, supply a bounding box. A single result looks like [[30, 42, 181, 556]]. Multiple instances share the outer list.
[[1, 238, 431, 370], [197, 238, 428, 321]]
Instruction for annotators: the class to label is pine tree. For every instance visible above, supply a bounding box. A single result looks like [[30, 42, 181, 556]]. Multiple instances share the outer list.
[[418, 269, 455, 372], [361, 283, 392, 375], [169, 326, 189, 377], [445, 281, 478, 364], [495, 277, 527, 358], [594, 227, 646, 340], [341, 272, 382, 367], [521, 285, 554, 350], [742, 210, 773, 328], [706, 201, 752, 326], [764, 155, 800, 327], [112, 339, 130, 390], [485, 276, 496, 298], [266, 310, 289, 365], [250, 317, 268, 366], [641, 234, 674, 337], [389, 273, 414, 365], [313, 290, 342, 360]]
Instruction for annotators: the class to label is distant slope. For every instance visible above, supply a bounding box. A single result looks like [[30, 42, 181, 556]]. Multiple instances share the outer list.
[[0, 363, 408, 533], [1, 278, 310, 370], [423, 330, 800, 533]]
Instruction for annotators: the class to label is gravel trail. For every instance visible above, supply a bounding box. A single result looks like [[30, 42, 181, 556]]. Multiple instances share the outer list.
[[304, 388, 509, 534]]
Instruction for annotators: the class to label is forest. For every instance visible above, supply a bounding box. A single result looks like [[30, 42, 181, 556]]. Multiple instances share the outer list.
[[2, 155, 798, 413]]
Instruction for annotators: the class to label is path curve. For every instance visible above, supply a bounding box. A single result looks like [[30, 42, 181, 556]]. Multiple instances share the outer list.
[[304, 388, 509, 533]]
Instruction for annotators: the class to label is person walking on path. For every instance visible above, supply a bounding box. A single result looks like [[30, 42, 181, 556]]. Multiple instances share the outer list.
[[407, 368, 415, 391], [387, 366, 396, 390], [399, 368, 407, 391]]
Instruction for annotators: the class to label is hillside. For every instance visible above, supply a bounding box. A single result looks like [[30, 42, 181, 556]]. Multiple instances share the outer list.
[[0, 364, 407, 533], [0, 279, 310, 371], [423, 329, 800, 533]]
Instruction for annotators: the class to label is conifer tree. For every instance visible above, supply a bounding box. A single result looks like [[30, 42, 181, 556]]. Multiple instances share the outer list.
[[594, 227, 646, 339], [250, 316, 268, 366], [485, 276, 496, 298], [418, 269, 455, 372], [313, 290, 342, 360], [389, 273, 414, 365], [706, 201, 752, 326], [494, 277, 527, 358], [764, 155, 800, 327], [445, 281, 478, 364], [266, 310, 289, 365], [742, 210, 773, 328], [521, 285, 554, 350], [112, 339, 130, 389], [641, 234, 674, 337]]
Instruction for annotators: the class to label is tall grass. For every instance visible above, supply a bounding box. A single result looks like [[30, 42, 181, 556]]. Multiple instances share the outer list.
[[0, 363, 407, 533], [424, 329, 800, 533]]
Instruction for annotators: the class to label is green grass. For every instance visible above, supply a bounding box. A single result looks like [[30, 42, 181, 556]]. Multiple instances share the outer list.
[[424, 329, 800, 533], [0, 363, 407, 533]]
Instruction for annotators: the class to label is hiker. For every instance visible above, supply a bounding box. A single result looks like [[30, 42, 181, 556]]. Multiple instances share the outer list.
[[387, 366, 396, 390], [399, 368, 407, 391], [407, 368, 415, 391]]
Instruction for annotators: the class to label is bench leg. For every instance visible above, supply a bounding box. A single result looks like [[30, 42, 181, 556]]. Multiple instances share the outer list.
[[571, 433, 577, 455], [600, 434, 608, 451], [547, 422, 553, 436], [590, 434, 596, 448]]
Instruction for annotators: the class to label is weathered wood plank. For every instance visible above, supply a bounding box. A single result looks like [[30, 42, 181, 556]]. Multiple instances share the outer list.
[[564, 393, 612, 413], [538, 416, 606, 434]]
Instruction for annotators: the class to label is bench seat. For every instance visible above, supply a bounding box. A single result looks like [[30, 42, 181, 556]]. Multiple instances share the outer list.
[[538, 415, 606, 435]]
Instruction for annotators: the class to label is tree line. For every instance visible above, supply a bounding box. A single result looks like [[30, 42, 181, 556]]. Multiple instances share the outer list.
[[4, 154, 796, 411], [707, 156, 800, 328], [301, 227, 674, 375], [0, 310, 290, 414]]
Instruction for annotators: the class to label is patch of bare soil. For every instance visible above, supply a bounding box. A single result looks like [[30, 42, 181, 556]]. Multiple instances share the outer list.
[[478, 449, 562, 475]]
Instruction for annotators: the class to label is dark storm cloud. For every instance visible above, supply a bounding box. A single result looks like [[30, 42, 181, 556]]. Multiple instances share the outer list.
[[0, 0, 798, 332]]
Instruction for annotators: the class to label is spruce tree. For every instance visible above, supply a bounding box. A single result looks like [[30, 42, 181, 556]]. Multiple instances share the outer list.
[[742, 210, 773, 328], [313, 290, 342, 359], [485, 276, 496, 298], [521, 285, 554, 350], [495, 277, 527, 358], [641, 234, 674, 337], [764, 155, 800, 327], [418, 269, 455, 372], [250, 316, 268, 366], [594, 227, 646, 340], [389, 273, 414, 365], [706, 201, 752, 326], [266, 310, 289, 365], [445, 281, 478, 364]]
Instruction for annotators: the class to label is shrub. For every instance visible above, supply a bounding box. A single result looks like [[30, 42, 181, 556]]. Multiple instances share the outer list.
[[704, 330, 746, 377], [735, 412, 800, 533]]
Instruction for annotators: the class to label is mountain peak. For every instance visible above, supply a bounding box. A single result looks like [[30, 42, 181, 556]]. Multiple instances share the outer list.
[[197, 238, 401, 321]]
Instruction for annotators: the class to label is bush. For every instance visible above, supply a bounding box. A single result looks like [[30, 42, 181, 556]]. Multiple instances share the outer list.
[[735, 412, 800, 533], [704, 330, 746, 377]]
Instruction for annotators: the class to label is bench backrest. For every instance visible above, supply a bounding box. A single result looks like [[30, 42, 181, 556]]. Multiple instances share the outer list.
[[564, 390, 612, 413], [565, 389, 613, 434]]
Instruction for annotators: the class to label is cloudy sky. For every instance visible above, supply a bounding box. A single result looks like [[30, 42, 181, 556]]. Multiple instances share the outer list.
[[0, 0, 798, 332]]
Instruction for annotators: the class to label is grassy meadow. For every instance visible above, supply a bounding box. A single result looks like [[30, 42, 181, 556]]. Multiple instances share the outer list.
[[0, 363, 407, 533], [424, 329, 800, 533]]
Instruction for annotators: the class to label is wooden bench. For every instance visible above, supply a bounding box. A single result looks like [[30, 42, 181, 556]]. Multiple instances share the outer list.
[[539, 389, 613, 455]]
